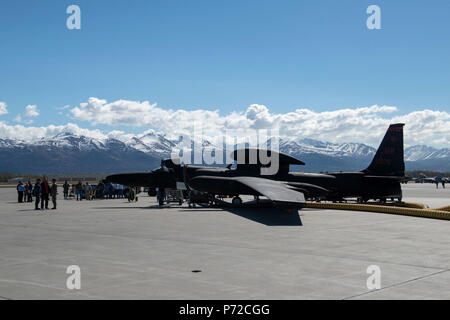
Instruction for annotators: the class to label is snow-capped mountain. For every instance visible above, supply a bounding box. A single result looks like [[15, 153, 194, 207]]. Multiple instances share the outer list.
[[0, 138, 27, 149], [126, 131, 176, 156], [405, 145, 450, 162], [403, 145, 450, 171], [279, 138, 376, 158], [0, 132, 449, 174], [33, 132, 108, 151], [0, 133, 163, 175]]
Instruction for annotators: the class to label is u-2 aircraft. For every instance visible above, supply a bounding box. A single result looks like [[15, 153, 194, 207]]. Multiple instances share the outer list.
[[106, 123, 406, 209]]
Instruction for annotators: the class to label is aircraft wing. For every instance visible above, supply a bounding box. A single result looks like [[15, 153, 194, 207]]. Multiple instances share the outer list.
[[233, 176, 306, 208], [105, 171, 176, 188]]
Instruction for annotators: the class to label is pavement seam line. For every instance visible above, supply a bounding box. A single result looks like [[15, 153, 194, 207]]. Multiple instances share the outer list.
[[342, 268, 450, 300]]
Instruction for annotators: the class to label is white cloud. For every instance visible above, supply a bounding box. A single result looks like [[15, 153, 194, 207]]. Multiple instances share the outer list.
[[69, 98, 401, 143], [391, 110, 450, 147], [24, 105, 39, 118], [14, 105, 40, 124], [0, 102, 8, 115], [0, 122, 108, 142], [67, 97, 449, 147], [0, 98, 449, 148], [105, 130, 135, 141], [14, 114, 33, 124]]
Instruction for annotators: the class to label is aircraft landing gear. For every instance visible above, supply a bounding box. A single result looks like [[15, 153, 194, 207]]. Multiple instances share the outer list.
[[128, 187, 138, 202], [232, 196, 243, 206], [357, 197, 369, 204]]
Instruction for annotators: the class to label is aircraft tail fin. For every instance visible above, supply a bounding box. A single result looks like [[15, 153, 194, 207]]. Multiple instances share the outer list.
[[363, 123, 405, 176]]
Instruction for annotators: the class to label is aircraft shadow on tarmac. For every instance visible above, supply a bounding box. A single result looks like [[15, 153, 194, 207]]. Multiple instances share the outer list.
[[207, 207, 302, 226], [94, 202, 303, 226], [213, 198, 303, 226]]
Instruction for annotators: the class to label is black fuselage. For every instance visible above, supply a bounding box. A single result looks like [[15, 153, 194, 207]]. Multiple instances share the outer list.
[[185, 166, 402, 201]]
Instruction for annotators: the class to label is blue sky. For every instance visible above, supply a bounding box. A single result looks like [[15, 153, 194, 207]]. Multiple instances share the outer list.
[[0, 0, 449, 146]]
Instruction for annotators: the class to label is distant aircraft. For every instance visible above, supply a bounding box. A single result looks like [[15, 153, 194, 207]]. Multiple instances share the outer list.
[[414, 173, 444, 184], [106, 124, 406, 208]]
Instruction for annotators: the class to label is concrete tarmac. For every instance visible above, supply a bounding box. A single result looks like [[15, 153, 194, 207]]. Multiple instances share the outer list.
[[0, 184, 449, 300]]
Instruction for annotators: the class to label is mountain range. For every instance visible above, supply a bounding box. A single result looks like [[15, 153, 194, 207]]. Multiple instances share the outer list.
[[0, 132, 449, 174]]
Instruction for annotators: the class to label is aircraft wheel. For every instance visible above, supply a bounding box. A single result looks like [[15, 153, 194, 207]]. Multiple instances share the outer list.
[[232, 197, 242, 206], [360, 198, 369, 203]]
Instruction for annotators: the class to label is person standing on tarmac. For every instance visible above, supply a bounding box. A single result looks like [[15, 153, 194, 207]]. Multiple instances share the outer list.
[[41, 176, 50, 209], [33, 179, 41, 210], [24, 181, 29, 202], [84, 182, 91, 200], [26, 181, 33, 202], [75, 181, 83, 201], [17, 181, 24, 203], [50, 179, 58, 209], [63, 180, 70, 199]]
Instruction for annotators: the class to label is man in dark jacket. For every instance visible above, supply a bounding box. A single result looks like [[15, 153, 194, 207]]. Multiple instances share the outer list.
[[50, 179, 58, 209], [63, 180, 70, 199], [27, 181, 33, 202], [33, 179, 41, 210], [41, 176, 50, 210]]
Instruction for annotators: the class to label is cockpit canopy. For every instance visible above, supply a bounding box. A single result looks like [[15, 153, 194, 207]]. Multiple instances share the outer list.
[[231, 148, 305, 175], [231, 148, 304, 166]]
